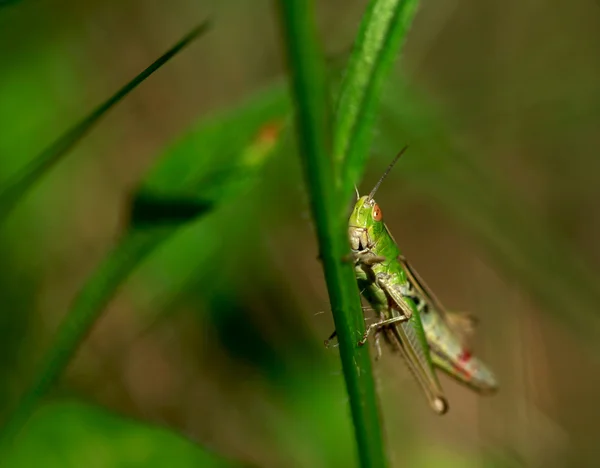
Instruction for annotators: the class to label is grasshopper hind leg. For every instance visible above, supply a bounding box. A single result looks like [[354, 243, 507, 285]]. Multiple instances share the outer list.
[[432, 396, 449, 415]]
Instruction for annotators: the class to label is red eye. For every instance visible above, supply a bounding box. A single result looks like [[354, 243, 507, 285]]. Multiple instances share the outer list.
[[372, 204, 383, 221]]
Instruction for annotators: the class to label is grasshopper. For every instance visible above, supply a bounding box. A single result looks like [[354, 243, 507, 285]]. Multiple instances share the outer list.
[[328, 147, 498, 414]]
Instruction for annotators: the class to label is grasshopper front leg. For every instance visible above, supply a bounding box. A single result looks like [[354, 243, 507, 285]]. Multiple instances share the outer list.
[[326, 326, 387, 360], [341, 250, 386, 266], [357, 315, 410, 346], [354, 252, 386, 266], [352, 272, 415, 346], [324, 329, 338, 348], [324, 304, 376, 348]]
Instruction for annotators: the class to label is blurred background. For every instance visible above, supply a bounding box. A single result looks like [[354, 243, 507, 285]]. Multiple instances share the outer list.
[[1, 0, 600, 466]]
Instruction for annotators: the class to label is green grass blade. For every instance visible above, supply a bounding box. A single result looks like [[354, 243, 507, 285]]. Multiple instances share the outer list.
[[0, 20, 211, 224], [276, 2, 387, 467], [0, 85, 289, 449], [333, 0, 419, 205]]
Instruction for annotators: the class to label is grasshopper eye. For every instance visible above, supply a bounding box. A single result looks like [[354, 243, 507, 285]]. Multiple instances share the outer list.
[[372, 204, 383, 221]]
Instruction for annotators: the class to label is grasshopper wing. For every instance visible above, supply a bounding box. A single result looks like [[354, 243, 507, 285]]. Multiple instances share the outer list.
[[378, 276, 448, 415], [398, 256, 498, 394], [446, 311, 478, 344]]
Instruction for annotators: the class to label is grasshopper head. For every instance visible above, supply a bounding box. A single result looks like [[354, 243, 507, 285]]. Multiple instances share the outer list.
[[347, 146, 408, 252], [348, 195, 385, 252]]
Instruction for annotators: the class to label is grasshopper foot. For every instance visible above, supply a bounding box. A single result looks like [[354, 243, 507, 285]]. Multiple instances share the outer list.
[[324, 329, 338, 348]]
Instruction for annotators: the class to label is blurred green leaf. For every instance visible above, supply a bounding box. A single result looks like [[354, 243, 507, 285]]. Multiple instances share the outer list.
[[0, 21, 211, 224], [333, 0, 419, 207], [134, 84, 288, 216], [1, 401, 244, 468], [0, 84, 290, 449]]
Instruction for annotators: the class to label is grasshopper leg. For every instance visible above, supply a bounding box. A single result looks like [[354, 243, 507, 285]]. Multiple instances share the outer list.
[[324, 307, 375, 348], [344, 250, 386, 266], [358, 315, 410, 346], [353, 253, 386, 266], [324, 330, 337, 348], [361, 255, 386, 266], [376, 274, 413, 320]]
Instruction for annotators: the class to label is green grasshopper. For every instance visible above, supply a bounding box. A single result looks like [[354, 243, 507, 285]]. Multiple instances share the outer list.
[[328, 147, 498, 414]]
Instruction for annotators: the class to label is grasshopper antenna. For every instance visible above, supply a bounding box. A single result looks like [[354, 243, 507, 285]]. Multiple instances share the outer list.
[[354, 184, 360, 200], [368, 145, 408, 200]]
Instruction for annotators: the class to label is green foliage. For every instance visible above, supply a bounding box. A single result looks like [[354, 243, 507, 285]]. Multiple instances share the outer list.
[[135, 83, 289, 217], [0, 21, 211, 224], [1, 401, 243, 468], [334, 0, 419, 209], [0, 83, 289, 450]]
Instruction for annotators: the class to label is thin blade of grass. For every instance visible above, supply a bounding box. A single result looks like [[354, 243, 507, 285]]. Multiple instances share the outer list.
[[0, 85, 289, 449], [333, 0, 419, 207], [0, 20, 211, 224], [276, 2, 387, 468]]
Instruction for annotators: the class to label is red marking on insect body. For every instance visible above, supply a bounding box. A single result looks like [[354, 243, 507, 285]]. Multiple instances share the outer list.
[[458, 349, 472, 363], [450, 349, 474, 380], [452, 361, 472, 379]]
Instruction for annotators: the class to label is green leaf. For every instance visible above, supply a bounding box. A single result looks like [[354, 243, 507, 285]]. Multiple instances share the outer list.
[[0, 20, 211, 224], [0, 84, 290, 449], [2, 401, 246, 468], [276, 2, 387, 468], [133, 83, 289, 223], [333, 0, 420, 206]]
